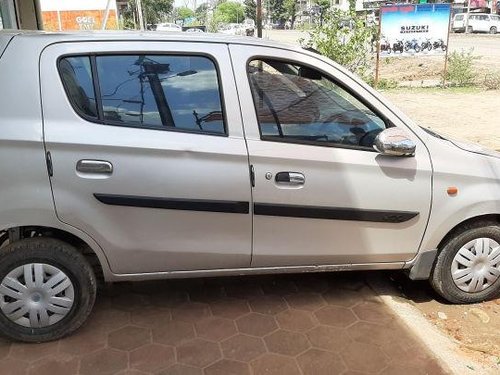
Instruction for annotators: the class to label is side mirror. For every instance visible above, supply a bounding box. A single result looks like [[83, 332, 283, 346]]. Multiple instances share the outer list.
[[374, 127, 416, 156]]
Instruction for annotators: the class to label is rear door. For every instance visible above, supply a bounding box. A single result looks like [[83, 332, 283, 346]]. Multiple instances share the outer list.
[[230, 44, 432, 267], [40, 41, 252, 274]]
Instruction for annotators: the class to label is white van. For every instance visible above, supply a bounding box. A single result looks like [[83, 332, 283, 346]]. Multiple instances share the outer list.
[[453, 13, 500, 34]]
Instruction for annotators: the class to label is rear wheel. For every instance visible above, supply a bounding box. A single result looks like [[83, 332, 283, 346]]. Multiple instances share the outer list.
[[0, 238, 96, 342], [490, 27, 497, 34], [430, 224, 500, 304]]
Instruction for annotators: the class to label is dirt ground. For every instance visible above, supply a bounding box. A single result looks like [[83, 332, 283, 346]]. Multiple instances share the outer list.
[[385, 88, 500, 371], [384, 88, 500, 151]]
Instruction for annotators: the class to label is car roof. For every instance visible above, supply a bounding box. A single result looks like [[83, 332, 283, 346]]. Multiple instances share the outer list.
[[0, 30, 300, 51]]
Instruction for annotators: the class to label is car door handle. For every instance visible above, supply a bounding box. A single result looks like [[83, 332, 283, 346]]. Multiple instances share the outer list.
[[76, 160, 113, 174], [275, 172, 305, 185]]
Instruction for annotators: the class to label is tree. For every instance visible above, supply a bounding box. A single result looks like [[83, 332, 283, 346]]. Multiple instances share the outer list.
[[303, 9, 376, 79], [122, 0, 173, 28], [314, 0, 330, 26], [176, 6, 195, 21], [214, 1, 245, 23], [244, 0, 256, 21], [268, 0, 286, 24], [283, 0, 297, 28], [195, 3, 210, 25]]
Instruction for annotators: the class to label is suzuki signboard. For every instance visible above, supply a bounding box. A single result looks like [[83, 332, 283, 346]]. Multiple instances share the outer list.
[[379, 4, 451, 57]]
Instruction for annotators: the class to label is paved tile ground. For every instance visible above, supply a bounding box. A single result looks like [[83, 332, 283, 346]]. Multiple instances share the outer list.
[[0, 272, 448, 375]]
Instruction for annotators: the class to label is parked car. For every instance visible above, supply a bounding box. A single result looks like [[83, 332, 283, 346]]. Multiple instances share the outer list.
[[0, 31, 499, 343], [155, 22, 182, 32], [453, 13, 500, 33]]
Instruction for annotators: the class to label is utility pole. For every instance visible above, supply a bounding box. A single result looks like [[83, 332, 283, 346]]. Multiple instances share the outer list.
[[257, 0, 262, 37], [136, 0, 145, 30], [464, 0, 471, 34]]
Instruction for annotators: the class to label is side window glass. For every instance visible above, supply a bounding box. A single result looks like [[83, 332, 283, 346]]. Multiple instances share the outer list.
[[59, 56, 98, 119], [96, 55, 225, 134], [248, 59, 386, 149]]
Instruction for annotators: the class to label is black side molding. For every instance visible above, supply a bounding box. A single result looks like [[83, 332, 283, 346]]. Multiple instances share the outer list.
[[94, 194, 250, 214], [254, 203, 419, 223]]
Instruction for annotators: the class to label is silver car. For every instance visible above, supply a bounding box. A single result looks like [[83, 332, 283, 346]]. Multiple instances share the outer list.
[[0, 31, 499, 342]]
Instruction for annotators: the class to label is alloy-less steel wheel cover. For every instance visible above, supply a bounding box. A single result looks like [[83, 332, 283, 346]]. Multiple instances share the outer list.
[[451, 238, 500, 293], [0, 263, 74, 328]]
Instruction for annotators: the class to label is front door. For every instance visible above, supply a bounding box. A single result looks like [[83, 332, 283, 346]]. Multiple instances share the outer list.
[[230, 45, 432, 267], [41, 41, 252, 274]]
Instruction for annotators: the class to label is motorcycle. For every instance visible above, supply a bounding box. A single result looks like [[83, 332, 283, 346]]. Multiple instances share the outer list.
[[380, 38, 392, 54], [433, 38, 447, 51], [420, 38, 433, 52], [392, 40, 404, 53], [404, 39, 421, 53]]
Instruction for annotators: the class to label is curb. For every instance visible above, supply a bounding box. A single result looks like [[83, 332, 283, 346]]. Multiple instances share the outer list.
[[367, 274, 494, 375]]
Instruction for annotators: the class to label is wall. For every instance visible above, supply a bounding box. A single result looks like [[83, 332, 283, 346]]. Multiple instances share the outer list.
[[39, 0, 118, 31]]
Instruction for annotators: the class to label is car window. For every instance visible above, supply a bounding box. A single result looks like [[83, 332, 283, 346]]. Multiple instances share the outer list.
[[96, 55, 225, 134], [492, 16, 499, 21], [455, 15, 464, 21], [59, 56, 98, 119], [248, 59, 386, 149]]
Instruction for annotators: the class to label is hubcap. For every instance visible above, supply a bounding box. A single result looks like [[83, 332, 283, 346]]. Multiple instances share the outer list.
[[451, 238, 500, 293], [0, 264, 74, 328]]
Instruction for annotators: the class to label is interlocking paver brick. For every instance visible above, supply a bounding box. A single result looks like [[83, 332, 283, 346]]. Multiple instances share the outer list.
[[249, 295, 287, 315], [129, 343, 175, 372], [0, 274, 448, 375], [152, 320, 195, 346], [264, 329, 310, 356], [314, 305, 358, 327], [297, 349, 346, 375], [340, 341, 389, 373], [195, 316, 237, 341], [236, 312, 278, 336], [108, 325, 151, 351], [306, 325, 352, 352], [276, 309, 315, 332], [176, 338, 221, 368], [205, 359, 251, 375], [221, 334, 266, 361], [284, 292, 325, 311], [79, 348, 128, 375], [250, 353, 301, 375], [27, 354, 78, 375], [210, 298, 250, 319]]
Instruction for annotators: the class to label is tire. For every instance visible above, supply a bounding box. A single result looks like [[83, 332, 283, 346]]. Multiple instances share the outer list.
[[467, 26, 473, 33], [490, 27, 497, 35], [0, 238, 96, 342], [430, 223, 500, 304], [414, 45, 421, 53]]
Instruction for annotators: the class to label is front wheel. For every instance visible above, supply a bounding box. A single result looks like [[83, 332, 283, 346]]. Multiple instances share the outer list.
[[430, 224, 500, 304], [0, 238, 96, 342], [490, 27, 497, 34]]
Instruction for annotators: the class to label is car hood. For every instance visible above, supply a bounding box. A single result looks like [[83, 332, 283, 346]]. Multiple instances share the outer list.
[[449, 138, 500, 160]]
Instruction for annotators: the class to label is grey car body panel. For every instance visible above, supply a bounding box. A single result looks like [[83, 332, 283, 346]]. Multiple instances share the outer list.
[[229, 44, 433, 266], [0, 31, 498, 282], [41, 41, 252, 274]]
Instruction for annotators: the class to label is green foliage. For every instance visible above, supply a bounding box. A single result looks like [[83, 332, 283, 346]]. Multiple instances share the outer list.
[[283, 0, 297, 27], [483, 72, 500, 90], [122, 0, 174, 27], [176, 6, 194, 21], [376, 78, 399, 89], [303, 9, 376, 78], [445, 49, 477, 87], [244, 0, 256, 21], [314, 0, 330, 26], [214, 1, 245, 24], [195, 3, 209, 25], [268, 0, 286, 23]]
